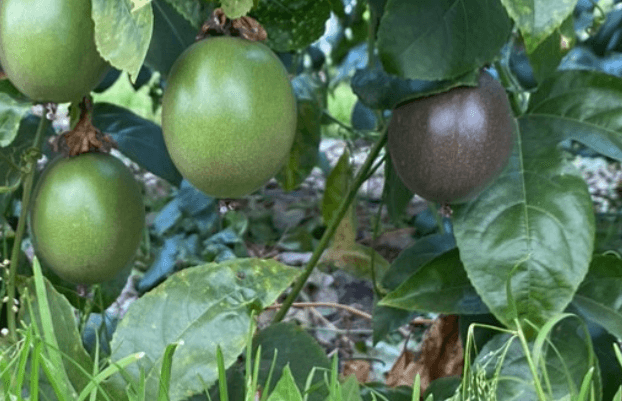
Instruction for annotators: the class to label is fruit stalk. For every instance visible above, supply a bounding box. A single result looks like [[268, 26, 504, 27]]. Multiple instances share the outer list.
[[6, 113, 49, 340], [271, 129, 388, 324]]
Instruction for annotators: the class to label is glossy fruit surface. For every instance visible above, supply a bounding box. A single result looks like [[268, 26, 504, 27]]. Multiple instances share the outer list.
[[30, 153, 144, 285], [162, 36, 297, 198], [387, 71, 514, 203], [0, 0, 110, 103]]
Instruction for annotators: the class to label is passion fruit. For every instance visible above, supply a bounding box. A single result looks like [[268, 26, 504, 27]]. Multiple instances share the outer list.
[[29, 153, 144, 285], [387, 71, 514, 203]]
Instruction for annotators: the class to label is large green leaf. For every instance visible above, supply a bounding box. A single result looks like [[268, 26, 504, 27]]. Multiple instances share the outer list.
[[525, 70, 622, 162], [266, 365, 304, 401], [452, 118, 594, 328], [108, 258, 300, 401], [250, 0, 331, 52], [572, 254, 622, 340], [380, 248, 487, 315], [500, 0, 577, 54], [377, 0, 511, 80], [92, 0, 154, 82], [252, 322, 330, 401]]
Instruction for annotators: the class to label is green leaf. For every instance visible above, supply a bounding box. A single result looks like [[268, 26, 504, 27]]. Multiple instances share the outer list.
[[371, 303, 414, 345], [108, 258, 300, 401], [382, 154, 413, 223], [163, 0, 204, 27], [452, 118, 595, 328], [322, 148, 352, 225], [380, 248, 487, 315], [19, 273, 93, 397], [525, 70, 622, 162], [221, 0, 253, 19], [526, 15, 575, 83], [250, 0, 331, 52], [252, 322, 330, 401], [91, 102, 183, 186], [341, 375, 363, 401], [377, 0, 511, 80], [473, 317, 600, 400], [500, 0, 577, 54], [266, 365, 304, 401], [92, 0, 154, 82], [572, 254, 622, 339], [276, 100, 322, 192], [146, 0, 198, 77], [0, 94, 31, 147]]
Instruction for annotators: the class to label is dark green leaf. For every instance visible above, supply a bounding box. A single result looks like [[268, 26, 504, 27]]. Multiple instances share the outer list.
[[146, 0, 198, 78], [380, 249, 487, 315], [252, 322, 331, 401], [250, 0, 331, 52], [572, 254, 622, 340], [371, 302, 415, 345], [91, 102, 182, 185], [381, 233, 455, 291], [360, 383, 412, 401], [501, 0, 577, 54], [423, 376, 460, 400], [276, 100, 322, 191], [526, 15, 575, 83], [109, 259, 299, 401], [92, 0, 153, 82], [453, 119, 594, 328], [351, 62, 477, 110], [526, 70, 622, 162], [165, 0, 205, 27], [382, 154, 413, 223], [377, 0, 511, 80]]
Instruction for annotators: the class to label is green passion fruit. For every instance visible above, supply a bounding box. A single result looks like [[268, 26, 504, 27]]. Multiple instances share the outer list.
[[30, 153, 144, 285], [387, 71, 515, 203], [161, 36, 297, 198], [0, 0, 110, 103]]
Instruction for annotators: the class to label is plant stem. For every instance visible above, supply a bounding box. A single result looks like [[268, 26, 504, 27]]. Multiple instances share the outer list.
[[6, 113, 49, 340], [427, 201, 446, 235], [272, 129, 388, 324], [515, 318, 547, 401]]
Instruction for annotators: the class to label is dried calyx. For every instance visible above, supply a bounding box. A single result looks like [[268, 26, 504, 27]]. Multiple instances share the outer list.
[[196, 8, 267, 42], [53, 98, 116, 156]]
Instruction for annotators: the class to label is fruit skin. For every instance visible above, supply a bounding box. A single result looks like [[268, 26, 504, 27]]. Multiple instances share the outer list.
[[0, 0, 110, 103], [387, 71, 514, 203], [29, 153, 144, 285], [162, 36, 297, 198]]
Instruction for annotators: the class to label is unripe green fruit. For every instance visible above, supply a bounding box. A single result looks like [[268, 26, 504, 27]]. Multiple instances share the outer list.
[[161, 36, 297, 198], [387, 71, 514, 203], [0, 0, 110, 103], [30, 153, 144, 285]]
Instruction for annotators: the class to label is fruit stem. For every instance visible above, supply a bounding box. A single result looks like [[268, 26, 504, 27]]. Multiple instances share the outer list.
[[271, 128, 388, 324], [5, 112, 49, 340], [427, 202, 446, 235]]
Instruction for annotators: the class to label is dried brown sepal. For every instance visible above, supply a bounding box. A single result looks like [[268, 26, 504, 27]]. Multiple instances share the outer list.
[[53, 99, 117, 156], [196, 8, 267, 42], [439, 203, 453, 218]]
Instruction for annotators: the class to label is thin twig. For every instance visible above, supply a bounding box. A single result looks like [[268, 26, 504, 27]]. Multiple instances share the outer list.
[[267, 302, 372, 320]]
